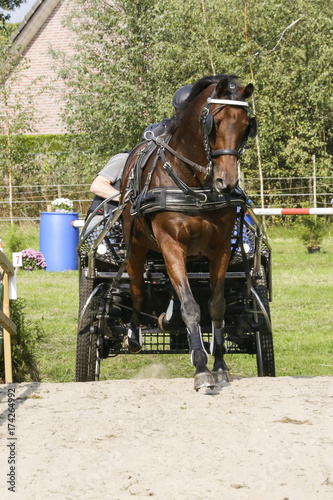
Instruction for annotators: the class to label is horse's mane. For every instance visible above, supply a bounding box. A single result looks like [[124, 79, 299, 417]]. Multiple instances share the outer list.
[[169, 74, 240, 134]]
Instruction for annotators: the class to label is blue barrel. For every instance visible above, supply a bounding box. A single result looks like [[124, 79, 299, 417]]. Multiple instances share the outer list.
[[40, 212, 79, 271]]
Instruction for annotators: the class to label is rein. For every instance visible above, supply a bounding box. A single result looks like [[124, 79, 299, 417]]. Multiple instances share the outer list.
[[131, 84, 253, 214], [158, 146, 208, 202], [144, 90, 250, 175], [144, 131, 207, 174], [142, 131, 210, 204]]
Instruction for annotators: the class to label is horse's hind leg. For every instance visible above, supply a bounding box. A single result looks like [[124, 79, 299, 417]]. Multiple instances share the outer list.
[[211, 324, 231, 383], [209, 260, 231, 383], [124, 242, 148, 353]]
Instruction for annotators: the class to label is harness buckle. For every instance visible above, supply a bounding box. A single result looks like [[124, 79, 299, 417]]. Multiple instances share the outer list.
[[163, 161, 172, 173], [144, 130, 156, 142], [204, 161, 213, 179], [198, 192, 208, 204]]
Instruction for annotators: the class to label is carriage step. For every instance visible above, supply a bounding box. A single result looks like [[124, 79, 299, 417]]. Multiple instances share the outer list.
[[95, 271, 247, 280]]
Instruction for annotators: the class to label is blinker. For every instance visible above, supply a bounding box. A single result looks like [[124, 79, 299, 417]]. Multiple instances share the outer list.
[[204, 114, 214, 135], [248, 116, 257, 139]]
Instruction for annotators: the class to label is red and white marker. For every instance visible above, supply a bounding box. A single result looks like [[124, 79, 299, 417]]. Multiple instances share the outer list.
[[71, 207, 333, 227], [253, 208, 333, 216]]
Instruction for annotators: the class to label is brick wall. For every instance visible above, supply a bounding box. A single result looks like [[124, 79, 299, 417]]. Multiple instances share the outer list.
[[4, 0, 76, 135]]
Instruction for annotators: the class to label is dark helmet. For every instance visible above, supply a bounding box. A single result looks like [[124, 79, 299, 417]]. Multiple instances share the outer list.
[[172, 85, 193, 108]]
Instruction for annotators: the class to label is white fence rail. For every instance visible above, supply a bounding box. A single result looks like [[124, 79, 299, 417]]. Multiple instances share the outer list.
[[0, 177, 332, 221], [254, 208, 333, 216]]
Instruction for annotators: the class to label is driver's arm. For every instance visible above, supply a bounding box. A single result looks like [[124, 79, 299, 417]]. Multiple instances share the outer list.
[[90, 175, 120, 201]]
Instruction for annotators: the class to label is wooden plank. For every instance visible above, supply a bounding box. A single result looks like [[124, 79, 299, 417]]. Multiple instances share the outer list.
[[2, 273, 14, 383], [3, 329, 13, 383], [0, 309, 17, 336], [0, 252, 15, 276]]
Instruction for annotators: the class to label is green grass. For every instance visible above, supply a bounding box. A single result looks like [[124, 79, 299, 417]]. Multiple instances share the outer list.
[[16, 271, 79, 382], [267, 226, 333, 377], [0, 221, 40, 255], [1, 223, 333, 382]]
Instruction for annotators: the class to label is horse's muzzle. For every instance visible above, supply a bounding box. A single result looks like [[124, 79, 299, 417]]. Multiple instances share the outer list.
[[214, 160, 238, 193], [214, 177, 238, 194]]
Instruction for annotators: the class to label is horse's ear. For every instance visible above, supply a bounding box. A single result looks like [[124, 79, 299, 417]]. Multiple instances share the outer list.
[[215, 78, 229, 97], [242, 83, 254, 99]]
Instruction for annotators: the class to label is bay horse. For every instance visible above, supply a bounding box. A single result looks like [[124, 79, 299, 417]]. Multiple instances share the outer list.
[[120, 74, 256, 390]]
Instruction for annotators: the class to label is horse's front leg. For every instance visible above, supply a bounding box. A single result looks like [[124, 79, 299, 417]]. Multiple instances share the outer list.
[[125, 240, 148, 353], [209, 250, 232, 383], [161, 247, 215, 391]]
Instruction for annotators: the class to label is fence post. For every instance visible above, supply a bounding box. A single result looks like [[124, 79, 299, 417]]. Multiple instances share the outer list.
[[0, 251, 17, 384], [3, 273, 12, 383], [313, 154, 317, 209]]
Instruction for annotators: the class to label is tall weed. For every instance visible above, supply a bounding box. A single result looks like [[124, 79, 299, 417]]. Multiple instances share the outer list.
[[0, 222, 40, 258]]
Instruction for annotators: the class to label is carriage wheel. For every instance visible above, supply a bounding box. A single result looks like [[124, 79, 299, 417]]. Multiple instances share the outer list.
[[252, 272, 275, 377], [75, 268, 99, 382]]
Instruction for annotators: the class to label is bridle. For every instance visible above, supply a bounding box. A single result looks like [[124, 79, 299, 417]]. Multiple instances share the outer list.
[[201, 87, 252, 177], [143, 83, 256, 198]]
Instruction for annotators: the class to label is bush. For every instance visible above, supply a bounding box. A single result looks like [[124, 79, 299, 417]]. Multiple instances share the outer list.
[[5, 224, 25, 253], [298, 216, 327, 248]]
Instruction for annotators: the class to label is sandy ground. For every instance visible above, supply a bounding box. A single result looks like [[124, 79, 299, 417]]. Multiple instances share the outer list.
[[0, 375, 332, 500]]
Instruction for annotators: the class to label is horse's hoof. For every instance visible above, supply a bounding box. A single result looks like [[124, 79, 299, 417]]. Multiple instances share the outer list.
[[124, 336, 142, 353], [158, 313, 171, 332], [194, 371, 216, 391], [124, 327, 142, 353], [213, 368, 232, 384]]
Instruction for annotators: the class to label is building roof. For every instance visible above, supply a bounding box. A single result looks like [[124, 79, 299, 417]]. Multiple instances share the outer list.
[[12, 0, 62, 53], [6, 0, 75, 135]]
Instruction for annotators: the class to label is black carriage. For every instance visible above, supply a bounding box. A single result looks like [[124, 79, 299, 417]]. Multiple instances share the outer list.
[[75, 195, 275, 382]]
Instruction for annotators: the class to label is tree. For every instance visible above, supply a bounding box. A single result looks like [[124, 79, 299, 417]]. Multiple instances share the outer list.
[[240, 0, 333, 185], [0, 36, 41, 222], [54, 0, 246, 170], [0, 0, 26, 23], [53, 0, 332, 192]]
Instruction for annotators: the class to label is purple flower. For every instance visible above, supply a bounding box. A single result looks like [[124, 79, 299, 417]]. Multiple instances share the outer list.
[[21, 249, 47, 270]]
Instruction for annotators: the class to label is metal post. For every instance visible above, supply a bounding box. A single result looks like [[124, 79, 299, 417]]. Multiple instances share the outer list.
[[313, 154, 317, 209]]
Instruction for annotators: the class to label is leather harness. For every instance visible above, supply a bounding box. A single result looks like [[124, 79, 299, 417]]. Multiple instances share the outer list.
[[125, 85, 253, 217]]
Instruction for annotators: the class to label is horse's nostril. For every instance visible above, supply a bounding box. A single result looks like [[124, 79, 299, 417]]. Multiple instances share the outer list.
[[215, 178, 235, 194], [215, 178, 225, 192]]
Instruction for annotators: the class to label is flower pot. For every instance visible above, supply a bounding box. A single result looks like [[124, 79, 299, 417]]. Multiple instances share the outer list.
[[307, 246, 320, 254]]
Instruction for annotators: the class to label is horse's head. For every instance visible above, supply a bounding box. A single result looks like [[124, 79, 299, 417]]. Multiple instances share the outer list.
[[202, 77, 255, 193]]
